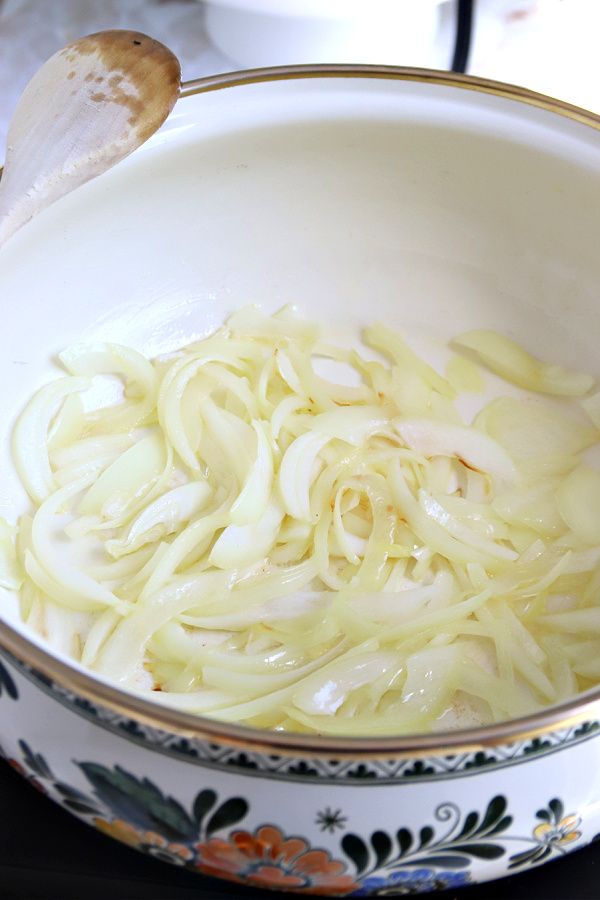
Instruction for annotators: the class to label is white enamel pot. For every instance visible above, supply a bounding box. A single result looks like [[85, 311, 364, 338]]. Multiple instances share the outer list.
[[2, 66, 600, 896]]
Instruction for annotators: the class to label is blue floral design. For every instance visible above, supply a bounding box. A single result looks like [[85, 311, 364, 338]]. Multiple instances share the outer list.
[[351, 866, 472, 895]]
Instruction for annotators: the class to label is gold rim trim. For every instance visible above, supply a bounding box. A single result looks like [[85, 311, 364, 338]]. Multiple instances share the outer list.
[[179, 63, 600, 131], [3, 63, 600, 760]]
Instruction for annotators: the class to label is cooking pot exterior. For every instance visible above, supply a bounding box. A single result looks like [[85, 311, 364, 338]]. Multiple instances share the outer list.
[[1, 647, 598, 894]]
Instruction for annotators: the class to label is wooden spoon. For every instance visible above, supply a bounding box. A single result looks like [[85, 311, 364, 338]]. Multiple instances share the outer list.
[[0, 30, 181, 248]]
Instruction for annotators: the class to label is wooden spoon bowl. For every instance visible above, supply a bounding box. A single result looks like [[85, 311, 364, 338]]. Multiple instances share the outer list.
[[0, 30, 181, 248]]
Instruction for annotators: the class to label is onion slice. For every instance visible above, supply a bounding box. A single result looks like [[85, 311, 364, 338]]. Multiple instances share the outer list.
[[454, 329, 595, 396]]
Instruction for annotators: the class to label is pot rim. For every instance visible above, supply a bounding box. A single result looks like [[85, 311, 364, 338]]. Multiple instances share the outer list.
[[3, 62, 600, 760]]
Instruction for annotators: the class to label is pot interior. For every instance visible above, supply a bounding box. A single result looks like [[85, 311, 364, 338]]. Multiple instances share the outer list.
[[2, 68, 600, 739]]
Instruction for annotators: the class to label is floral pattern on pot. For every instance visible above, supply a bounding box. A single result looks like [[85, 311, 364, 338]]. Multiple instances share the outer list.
[[3, 740, 108, 815], [2, 739, 357, 893], [0, 738, 590, 896], [507, 799, 582, 869], [351, 867, 473, 896], [341, 795, 586, 893], [190, 825, 358, 894], [94, 819, 197, 867], [341, 796, 511, 888]]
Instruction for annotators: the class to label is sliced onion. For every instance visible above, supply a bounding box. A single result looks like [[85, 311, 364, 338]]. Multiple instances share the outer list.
[[475, 396, 599, 459], [556, 466, 600, 544], [209, 500, 284, 569], [77, 433, 167, 516], [106, 480, 213, 557], [30, 473, 120, 609], [229, 420, 274, 525], [12, 376, 91, 504], [0, 515, 23, 590], [292, 647, 401, 715], [279, 432, 330, 521], [393, 418, 516, 494], [60, 342, 158, 433], [9, 305, 600, 736], [454, 329, 595, 396], [313, 406, 392, 446], [400, 644, 465, 717]]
